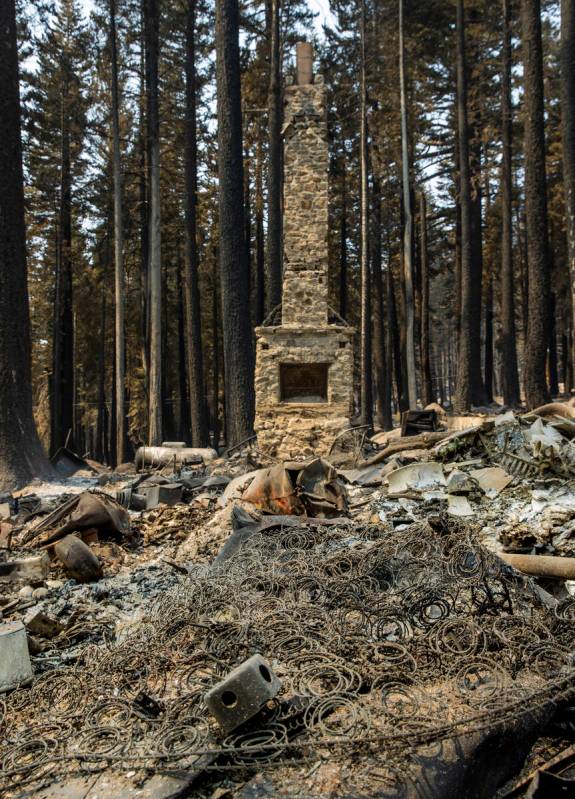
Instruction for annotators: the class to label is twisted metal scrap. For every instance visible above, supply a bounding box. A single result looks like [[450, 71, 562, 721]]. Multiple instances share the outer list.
[[2, 515, 575, 794]]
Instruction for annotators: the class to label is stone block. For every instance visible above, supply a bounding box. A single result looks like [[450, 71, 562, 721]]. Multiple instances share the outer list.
[[204, 654, 281, 733], [0, 621, 33, 692]]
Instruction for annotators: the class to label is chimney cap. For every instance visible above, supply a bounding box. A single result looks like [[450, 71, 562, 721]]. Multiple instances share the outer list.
[[296, 41, 313, 85]]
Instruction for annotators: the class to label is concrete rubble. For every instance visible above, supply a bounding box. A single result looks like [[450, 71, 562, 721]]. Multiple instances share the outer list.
[[0, 403, 575, 796]]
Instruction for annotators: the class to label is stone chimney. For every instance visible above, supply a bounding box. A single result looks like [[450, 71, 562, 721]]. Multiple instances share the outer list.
[[253, 44, 355, 460], [281, 43, 328, 327]]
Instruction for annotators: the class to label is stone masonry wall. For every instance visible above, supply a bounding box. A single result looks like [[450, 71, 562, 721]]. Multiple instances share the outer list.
[[282, 77, 329, 327], [254, 327, 354, 459]]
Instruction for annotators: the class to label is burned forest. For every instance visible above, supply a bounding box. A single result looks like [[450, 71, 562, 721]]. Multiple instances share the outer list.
[[3, 0, 575, 797]]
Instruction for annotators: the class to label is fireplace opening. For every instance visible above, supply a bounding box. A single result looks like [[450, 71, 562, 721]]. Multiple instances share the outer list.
[[280, 363, 329, 403]]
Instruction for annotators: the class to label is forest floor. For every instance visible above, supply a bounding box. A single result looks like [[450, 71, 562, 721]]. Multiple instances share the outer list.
[[1, 405, 575, 797]]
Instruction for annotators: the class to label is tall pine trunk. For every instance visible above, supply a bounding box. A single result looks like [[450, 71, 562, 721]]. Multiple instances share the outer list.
[[52, 54, 75, 453], [96, 283, 107, 463], [139, 11, 149, 401], [255, 130, 265, 325], [561, 0, 575, 372], [184, 0, 208, 446], [501, 0, 521, 406], [453, 0, 474, 412], [215, 0, 255, 446], [110, 0, 125, 464], [359, 0, 372, 428], [145, 0, 162, 443], [372, 177, 392, 430], [0, 0, 53, 488], [340, 157, 348, 321], [469, 136, 487, 404], [266, 0, 282, 313], [521, 0, 551, 407], [399, 0, 417, 408], [419, 191, 433, 406]]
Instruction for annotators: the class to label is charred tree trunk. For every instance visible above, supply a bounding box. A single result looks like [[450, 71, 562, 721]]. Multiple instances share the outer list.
[[266, 0, 282, 313], [561, 0, 575, 370], [144, 0, 162, 443], [211, 265, 221, 449], [399, 0, 417, 408], [388, 267, 403, 413], [255, 131, 265, 325], [52, 53, 75, 454], [96, 283, 107, 463], [469, 138, 487, 405], [372, 177, 392, 431], [139, 12, 149, 402], [548, 292, 559, 395], [453, 0, 474, 412], [178, 253, 191, 443], [501, 0, 521, 406], [484, 270, 494, 403], [419, 191, 433, 407], [215, 0, 255, 446], [183, 0, 208, 446], [340, 157, 348, 321], [359, 0, 372, 428], [0, 0, 54, 488], [110, 0, 126, 465], [521, 0, 551, 407]]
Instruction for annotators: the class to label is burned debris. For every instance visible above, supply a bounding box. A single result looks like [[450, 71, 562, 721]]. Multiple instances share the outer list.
[[0, 400, 574, 797]]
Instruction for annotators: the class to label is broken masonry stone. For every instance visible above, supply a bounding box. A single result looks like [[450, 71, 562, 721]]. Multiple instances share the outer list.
[[204, 654, 281, 733], [0, 621, 33, 692]]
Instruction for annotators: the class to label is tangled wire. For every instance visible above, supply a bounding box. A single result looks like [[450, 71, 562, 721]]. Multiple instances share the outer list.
[[2, 515, 575, 795]]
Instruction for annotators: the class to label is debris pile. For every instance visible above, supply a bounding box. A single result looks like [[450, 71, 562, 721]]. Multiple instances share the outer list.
[[1, 406, 575, 796], [1, 514, 575, 797]]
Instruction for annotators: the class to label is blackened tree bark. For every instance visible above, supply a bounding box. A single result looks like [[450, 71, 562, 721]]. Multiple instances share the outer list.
[[0, 0, 54, 489], [110, 0, 126, 464], [52, 48, 75, 454], [183, 0, 208, 446], [211, 264, 221, 449], [399, 0, 417, 409], [138, 10, 149, 399], [372, 177, 392, 430], [521, 0, 551, 407], [484, 270, 494, 403], [340, 156, 348, 321], [266, 0, 282, 313], [177, 253, 191, 443], [453, 0, 474, 412], [215, 0, 255, 446], [96, 283, 107, 463], [548, 291, 559, 395], [501, 0, 521, 406], [144, 0, 162, 443], [255, 131, 265, 325], [359, 0, 372, 428], [388, 266, 403, 412], [419, 191, 433, 406], [561, 0, 575, 369], [469, 137, 487, 405]]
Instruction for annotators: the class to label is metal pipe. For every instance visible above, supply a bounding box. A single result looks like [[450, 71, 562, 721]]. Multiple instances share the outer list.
[[499, 552, 575, 580]]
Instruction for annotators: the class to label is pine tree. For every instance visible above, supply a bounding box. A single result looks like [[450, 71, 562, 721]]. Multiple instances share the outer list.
[[0, 0, 54, 489], [521, 0, 551, 407], [216, 0, 254, 446], [500, 0, 521, 405]]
